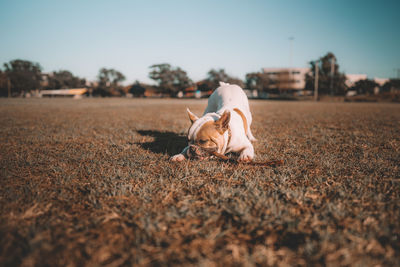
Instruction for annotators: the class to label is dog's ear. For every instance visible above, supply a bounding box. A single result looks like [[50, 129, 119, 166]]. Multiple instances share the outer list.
[[187, 108, 199, 124], [215, 110, 230, 134]]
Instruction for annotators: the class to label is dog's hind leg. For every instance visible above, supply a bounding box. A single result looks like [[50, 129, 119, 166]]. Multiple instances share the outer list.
[[247, 127, 257, 142]]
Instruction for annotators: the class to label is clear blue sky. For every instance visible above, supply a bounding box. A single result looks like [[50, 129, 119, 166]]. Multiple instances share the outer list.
[[1, 0, 399, 84]]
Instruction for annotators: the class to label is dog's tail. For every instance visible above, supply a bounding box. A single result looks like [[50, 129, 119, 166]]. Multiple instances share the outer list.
[[219, 81, 230, 87]]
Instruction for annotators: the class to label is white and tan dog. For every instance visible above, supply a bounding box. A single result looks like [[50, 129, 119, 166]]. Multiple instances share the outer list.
[[171, 82, 256, 162]]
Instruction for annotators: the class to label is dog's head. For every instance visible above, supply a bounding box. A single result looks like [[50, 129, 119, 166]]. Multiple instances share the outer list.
[[186, 108, 230, 160]]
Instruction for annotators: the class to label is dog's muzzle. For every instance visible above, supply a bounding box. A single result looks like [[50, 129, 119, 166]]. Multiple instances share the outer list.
[[188, 144, 217, 159]]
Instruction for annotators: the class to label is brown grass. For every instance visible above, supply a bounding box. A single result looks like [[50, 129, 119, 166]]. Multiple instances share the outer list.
[[0, 98, 399, 266]]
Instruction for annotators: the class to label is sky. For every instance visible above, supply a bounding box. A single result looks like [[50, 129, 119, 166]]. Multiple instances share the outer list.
[[0, 0, 399, 84]]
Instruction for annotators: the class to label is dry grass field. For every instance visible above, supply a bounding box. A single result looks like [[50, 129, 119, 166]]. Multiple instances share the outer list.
[[0, 98, 399, 266]]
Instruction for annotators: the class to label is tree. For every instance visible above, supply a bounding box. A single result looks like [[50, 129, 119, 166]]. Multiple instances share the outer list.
[[0, 70, 9, 97], [46, 70, 86, 89], [207, 69, 230, 87], [149, 63, 192, 96], [3, 59, 42, 96], [129, 81, 146, 97], [197, 69, 244, 92], [245, 72, 270, 92], [350, 79, 378, 95], [206, 69, 244, 89], [95, 68, 126, 96], [305, 52, 347, 96], [382, 79, 400, 93], [172, 67, 193, 93]]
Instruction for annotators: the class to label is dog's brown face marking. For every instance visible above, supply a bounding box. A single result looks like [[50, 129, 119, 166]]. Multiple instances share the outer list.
[[187, 110, 231, 158], [195, 121, 223, 150], [187, 122, 223, 159]]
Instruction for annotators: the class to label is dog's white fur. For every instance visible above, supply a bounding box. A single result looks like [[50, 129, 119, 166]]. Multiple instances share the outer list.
[[171, 82, 256, 161]]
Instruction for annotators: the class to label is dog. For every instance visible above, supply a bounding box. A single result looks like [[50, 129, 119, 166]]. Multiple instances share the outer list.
[[170, 82, 256, 162]]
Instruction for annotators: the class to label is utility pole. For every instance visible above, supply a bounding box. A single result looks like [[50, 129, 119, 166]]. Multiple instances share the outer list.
[[7, 77, 11, 98], [330, 57, 335, 95], [393, 68, 400, 79], [289, 37, 294, 90], [314, 60, 319, 101], [289, 37, 294, 68]]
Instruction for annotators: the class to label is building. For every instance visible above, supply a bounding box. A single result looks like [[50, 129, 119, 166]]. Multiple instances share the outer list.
[[345, 75, 390, 96], [373, 77, 389, 87], [262, 67, 310, 93], [345, 74, 367, 88], [40, 88, 88, 99], [373, 78, 389, 95], [178, 85, 211, 98], [346, 76, 388, 89]]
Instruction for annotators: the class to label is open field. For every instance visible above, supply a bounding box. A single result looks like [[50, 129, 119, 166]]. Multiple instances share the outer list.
[[0, 98, 399, 266]]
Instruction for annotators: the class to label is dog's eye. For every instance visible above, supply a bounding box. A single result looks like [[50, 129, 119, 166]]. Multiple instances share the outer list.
[[199, 139, 208, 144]]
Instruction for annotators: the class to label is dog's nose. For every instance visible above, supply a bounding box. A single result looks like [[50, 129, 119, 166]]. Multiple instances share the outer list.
[[189, 145, 204, 157], [189, 145, 197, 154]]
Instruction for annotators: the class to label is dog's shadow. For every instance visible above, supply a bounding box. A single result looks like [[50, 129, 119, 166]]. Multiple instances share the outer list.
[[136, 130, 187, 156]]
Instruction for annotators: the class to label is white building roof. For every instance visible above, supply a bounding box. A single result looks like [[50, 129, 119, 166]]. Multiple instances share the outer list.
[[345, 74, 367, 87]]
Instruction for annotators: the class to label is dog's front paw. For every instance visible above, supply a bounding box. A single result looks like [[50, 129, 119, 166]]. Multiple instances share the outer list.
[[238, 148, 254, 162], [170, 154, 186, 162]]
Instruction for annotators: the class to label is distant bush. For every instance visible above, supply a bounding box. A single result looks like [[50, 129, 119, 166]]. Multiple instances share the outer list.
[[382, 79, 400, 93], [350, 79, 378, 95]]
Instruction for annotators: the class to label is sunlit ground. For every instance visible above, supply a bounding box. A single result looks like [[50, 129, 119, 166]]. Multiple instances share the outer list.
[[0, 98, 399, 266]]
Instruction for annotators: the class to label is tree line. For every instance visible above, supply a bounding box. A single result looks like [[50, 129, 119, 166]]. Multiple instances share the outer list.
[[304, 52, 400, 95], [0, 53, 399, 97]]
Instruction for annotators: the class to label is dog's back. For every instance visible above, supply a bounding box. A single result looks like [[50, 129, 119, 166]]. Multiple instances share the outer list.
[[204, 82, 250, 116]]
